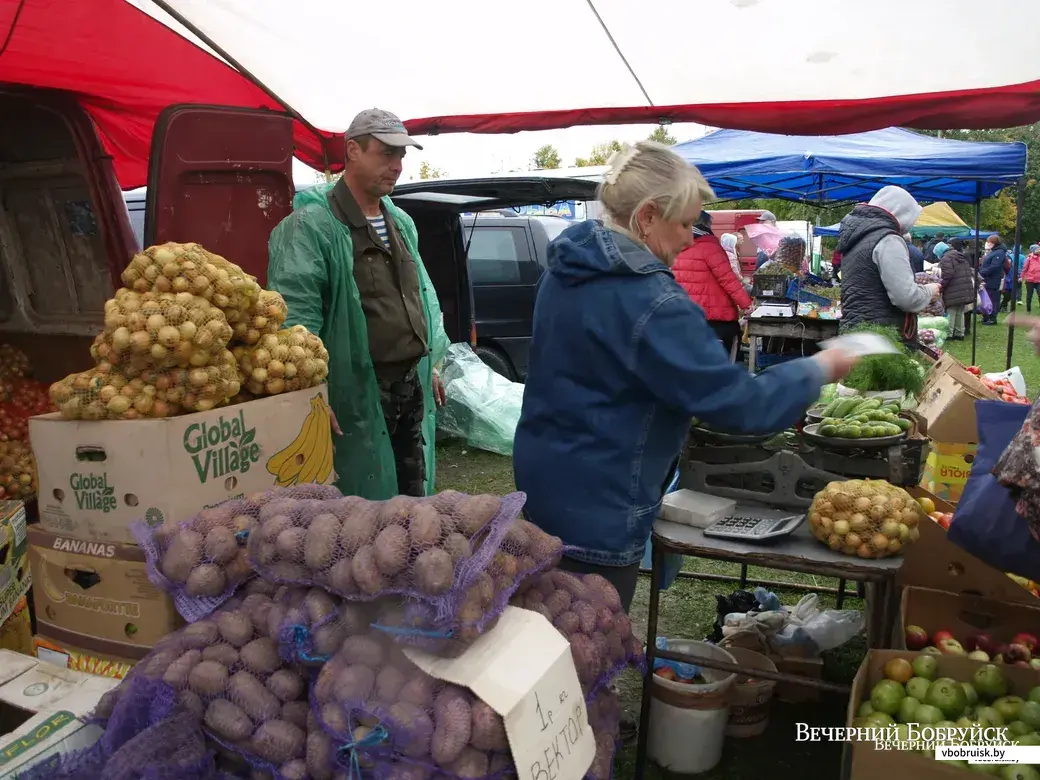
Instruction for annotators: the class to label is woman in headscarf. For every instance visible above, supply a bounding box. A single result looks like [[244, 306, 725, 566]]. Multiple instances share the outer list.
[[721, 232, 752, 296]]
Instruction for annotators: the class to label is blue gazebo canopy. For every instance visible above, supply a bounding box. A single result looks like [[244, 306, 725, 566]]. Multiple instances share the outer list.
[[673, 127, 1027, 205]]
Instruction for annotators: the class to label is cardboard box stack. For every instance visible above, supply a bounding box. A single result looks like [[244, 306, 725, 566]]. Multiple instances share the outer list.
[[26, 386, 334, 678], [915, 355, 998, 504], [0, 503, 32, 659]]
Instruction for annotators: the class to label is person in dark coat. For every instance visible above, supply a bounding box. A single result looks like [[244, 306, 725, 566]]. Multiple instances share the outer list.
[[905, 233, 925, 274], [936, 241, 974, 340], [979, 234, 1009, 324], [923, 232, 946, 263]]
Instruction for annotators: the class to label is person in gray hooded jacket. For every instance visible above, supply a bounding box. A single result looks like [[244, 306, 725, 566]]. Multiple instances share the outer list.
[[837, 185, 940, 338]]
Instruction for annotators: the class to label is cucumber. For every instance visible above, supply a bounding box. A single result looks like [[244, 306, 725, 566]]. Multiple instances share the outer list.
[[820, 424, 839, 437], [881, 404, 900, 415], [893, 418, 912, 431], [859, 398, 883, 412], [821, 399, 841, 417], [832, 398, 856, 418], [875, 422, 902, 437]]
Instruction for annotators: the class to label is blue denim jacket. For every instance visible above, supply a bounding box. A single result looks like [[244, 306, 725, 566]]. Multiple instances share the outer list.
[[513, 221, 825, 566]]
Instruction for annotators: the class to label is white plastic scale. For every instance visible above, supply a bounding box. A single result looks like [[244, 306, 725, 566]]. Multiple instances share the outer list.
[[749, 302, 797, 319]]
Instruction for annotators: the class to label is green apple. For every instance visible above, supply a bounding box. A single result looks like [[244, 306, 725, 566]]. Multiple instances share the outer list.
[[1000, 766, 1040, 780], [957, 716, 981, 728], [936, 719, 958, 729], [913, 654, 940, 680], [927, 677, 969, 719], [1008, 719, 1033, 736], [973, 664, 1009, 701], [962, 682, 980, 708], [922, 646, 943, 656], [974, 705, 1006, 727], [865, 712, 895, 728], [1028, 686, 1040, 705], [915, 704, 945, 724], [968, 766, 1001, 776], [906, 676, 932, 701], [994, 695, 1025, 722], [1020, 700, 1040, 729], [871, 679, 906, 716], [857, 701, 875, 717], [897, 697, 919, 723], [1015, 732, 1040, 746]]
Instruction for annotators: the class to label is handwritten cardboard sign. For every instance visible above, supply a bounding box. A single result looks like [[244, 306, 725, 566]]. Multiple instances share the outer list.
[[404, 606, 594, 780]]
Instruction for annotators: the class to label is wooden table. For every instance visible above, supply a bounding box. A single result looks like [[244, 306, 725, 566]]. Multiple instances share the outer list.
[[633, 511, 902, 780], [747, 316, 840, 373]]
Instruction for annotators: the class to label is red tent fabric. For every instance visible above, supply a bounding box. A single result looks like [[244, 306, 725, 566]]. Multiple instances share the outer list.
[[0, 0, 330, 188]]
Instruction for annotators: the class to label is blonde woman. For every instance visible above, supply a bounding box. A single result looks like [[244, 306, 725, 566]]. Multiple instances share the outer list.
[[513, 141, 858, 612]]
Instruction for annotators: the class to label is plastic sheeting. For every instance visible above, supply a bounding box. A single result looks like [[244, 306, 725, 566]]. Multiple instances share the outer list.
[[437, 344, 523, 457], [673, 128, 1026, 204]]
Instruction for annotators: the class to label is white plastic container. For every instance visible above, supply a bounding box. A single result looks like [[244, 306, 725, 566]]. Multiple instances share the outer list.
[[722, 646, 778, 737], [647, 640, 736, 774]]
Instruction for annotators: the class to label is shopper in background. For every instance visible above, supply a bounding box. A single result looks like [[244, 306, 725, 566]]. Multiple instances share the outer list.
[[1021, 244, 1040, 312], [836, 186, 939, 336], [979, 234, 1009, 324], [935, 241, 974, 341], [673, 216, 753, 355], [905, 232, 925, 274], [923, 231, 946, 263], [753, 210, 777, 269], [513, 141, 859, 614], [830, 249, 843, 282]]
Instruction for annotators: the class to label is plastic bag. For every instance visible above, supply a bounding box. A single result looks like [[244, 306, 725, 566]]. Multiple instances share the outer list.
[[651, 636, 701, 680], [985, 367, 1028, 398], [437, 344, 523, 456], [769, 594, 864, 654], [978, 287, 995, 315]]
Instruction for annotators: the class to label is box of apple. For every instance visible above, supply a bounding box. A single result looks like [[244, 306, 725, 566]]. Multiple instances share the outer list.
[[905, 624, 1040, 668], [853, 655, 1040, 776]]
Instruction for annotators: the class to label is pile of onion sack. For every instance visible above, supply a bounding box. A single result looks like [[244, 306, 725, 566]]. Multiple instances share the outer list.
[[31, 487, 645, 780]]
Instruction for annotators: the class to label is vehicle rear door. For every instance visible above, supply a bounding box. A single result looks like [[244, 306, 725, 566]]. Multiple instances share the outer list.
[[146, 105, 295, 286], [466, 219, 538, 345]]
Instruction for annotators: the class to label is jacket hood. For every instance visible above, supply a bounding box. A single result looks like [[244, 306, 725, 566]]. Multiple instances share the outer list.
[[943, 248, 969, 265], [547, 219, 669, 286], [868, 186, 922, 233]]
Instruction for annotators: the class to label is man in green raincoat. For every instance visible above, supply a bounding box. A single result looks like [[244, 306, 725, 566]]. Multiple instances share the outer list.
[[267, 109, 450, 500]]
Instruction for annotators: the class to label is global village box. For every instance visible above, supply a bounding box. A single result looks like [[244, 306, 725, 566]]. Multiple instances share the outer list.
[[29, 385, 333, 544]]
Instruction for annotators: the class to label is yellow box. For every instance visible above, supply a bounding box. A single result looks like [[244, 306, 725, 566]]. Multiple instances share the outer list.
[[920, 441, 976, 504]]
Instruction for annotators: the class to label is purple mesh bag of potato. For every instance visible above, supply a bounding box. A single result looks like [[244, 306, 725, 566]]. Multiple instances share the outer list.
[[134, 483, 343, 622]]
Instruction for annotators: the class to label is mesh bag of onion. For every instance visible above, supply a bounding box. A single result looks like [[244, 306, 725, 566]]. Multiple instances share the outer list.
[[135, 484, 343, 622]]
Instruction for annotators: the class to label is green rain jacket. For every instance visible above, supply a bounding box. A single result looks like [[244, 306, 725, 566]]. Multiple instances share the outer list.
[[266, 183, 450, 499]]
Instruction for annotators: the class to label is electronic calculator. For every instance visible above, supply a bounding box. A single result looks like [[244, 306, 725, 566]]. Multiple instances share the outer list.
[[702, 513, 805, 541]]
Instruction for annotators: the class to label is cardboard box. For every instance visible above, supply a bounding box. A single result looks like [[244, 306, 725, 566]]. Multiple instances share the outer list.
[[27, 526, 182, 648], [34, 627, 139, 680], [919, 442, 976, 505], [0, 649, 117, 778], [897, 585, 1040, 652], [0, 504, 31, 632], [0, 598, 31, 657], [916, 355, 997, 444], [30, 385, 333, 544], [845, 649, 1040, 780], [769, 653, 824, 703]]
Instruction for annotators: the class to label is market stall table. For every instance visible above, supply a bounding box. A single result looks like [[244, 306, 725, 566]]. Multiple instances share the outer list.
[[633, 510, 903, 780], [747, 316, 839, 373]]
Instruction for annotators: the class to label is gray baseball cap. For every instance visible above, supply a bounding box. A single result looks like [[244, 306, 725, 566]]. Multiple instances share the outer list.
[[757, 210, 777, 223], [345, 108, 423, 150]]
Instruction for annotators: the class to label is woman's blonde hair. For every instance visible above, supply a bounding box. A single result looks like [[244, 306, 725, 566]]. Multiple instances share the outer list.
[[597, 141, 714, 236]]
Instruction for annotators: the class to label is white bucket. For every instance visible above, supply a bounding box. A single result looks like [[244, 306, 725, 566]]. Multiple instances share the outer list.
[[722, 646, 778, 738], [647, 640, 737, 774]]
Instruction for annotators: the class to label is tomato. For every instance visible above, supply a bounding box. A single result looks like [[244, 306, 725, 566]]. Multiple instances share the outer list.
[[967, 365, 982, 376]]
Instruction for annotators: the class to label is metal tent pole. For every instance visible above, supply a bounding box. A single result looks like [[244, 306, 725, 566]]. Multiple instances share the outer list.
[[1006, 177, 1027, 370], [971, 186, 982, 366]]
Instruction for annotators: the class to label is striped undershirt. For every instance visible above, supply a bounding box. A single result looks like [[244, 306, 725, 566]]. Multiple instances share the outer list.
[[368, 214, 389, 248]]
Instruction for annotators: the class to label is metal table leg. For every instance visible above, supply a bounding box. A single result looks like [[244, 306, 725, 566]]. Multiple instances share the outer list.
[[836, 579, 847, 610], [739, 564, 748, 589], [634, 540, 664, 780], [748, 336, 757, 374]]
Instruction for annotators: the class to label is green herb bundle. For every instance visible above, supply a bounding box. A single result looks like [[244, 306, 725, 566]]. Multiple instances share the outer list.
[[838, 324, 926, 395]]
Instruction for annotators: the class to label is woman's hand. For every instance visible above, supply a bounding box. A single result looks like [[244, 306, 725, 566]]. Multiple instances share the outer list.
[[811, 348, 861, 383], [1009, 314, 1040, 356]]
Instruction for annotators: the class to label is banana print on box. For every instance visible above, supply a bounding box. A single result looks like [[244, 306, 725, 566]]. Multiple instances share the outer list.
[[266, 394, 334, 487]]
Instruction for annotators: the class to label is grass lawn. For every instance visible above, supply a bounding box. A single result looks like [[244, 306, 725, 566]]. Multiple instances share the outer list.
[[435, 440, 864, 780]]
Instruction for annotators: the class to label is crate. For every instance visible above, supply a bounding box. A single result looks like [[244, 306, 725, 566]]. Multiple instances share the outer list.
[[751, 275, 795, 300], [754, 352, 800, 370], [785, 280, 834, 306]]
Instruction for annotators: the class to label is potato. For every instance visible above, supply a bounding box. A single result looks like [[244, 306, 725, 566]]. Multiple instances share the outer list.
[[153, 522, 178, 549], [606, 631, 626, 664], [399, 673, 435, 707], [327, 559, 356, 595], [590, 733, 615, 780], [431, 687, 472, 766], [337, 603, 370, 636], [305, 716, 336, 780], [596, 606, 616, 634], [304, 513, 341, 571], [185, 564, 228, 598], [340, 635, 384, 669], [204, 699, 253, 742], [414, 548, 454, 595], [281, 700, 309, 730], [553, 611, 580, 636], [250, 719, 305, 764], [178, 689, 205, 718], [447, 747, 489, 779], [162, 648, 202, 690], [583, 573, 622, 612], [202, 643, 240, 666], [204, 526, 239, 564], [302, 588, 336, 625], [141, 648, 178, 679], [409, 504, 442, 548], [242, 594, 274, 628], [313, 661, 339, 704], [572, 601, 598, 635], [351, 545, 387, 595], [228, 670, 281, 722], [225, 548, 254, 586], [455, 495, 501, 536], [319, 702, 349, 736], [338, 508, 377, 552], [266, 601, 290, 642], [279, 759, 308, 780], [255, 540, 278, 566], [181, 622, 220, 649], [470, 699, 507, 751], [333, 664, 376, 703], [304, 622, 344, 659], [503, 521, 530, 550], [374, 665, 407, 702], [266, 669, 304, 702], [240, 637, 281, 676], [370, 524, 408, 577], [442, 532, 471, 564], [217, 610, 255, 648], [378, 496, 414, 529], [258, 512, 293, 543], [275, 527, 307, 563], [387, 702, 433, 758], [614, 613, 632, 641], [429, 490, 464, 514], [188, 659, 229, 697], [569, 634, 598, 686], [161, 529, 203, 583], [543, 590, 572, 619]]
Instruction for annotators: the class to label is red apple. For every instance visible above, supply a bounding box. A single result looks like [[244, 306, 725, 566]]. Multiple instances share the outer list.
[[1006, 643, 1032, 664], [966, 633, 996, 655], [938, 638, 966, 655], [905, 625, 930, 650], [933, 630, 956, 646], [1015, 661, 1032, 668], [1012, 633, 1039, 652]]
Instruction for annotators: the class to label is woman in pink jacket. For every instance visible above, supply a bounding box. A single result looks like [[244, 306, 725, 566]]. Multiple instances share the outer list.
[[1022, 244, 1040, 313]]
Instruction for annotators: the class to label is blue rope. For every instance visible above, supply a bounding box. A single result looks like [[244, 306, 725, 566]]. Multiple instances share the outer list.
[[337, 724, 389, 780], [369, 621, 453, 639], [289, 625, 331, 664], [234, 529, 250, 543]]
